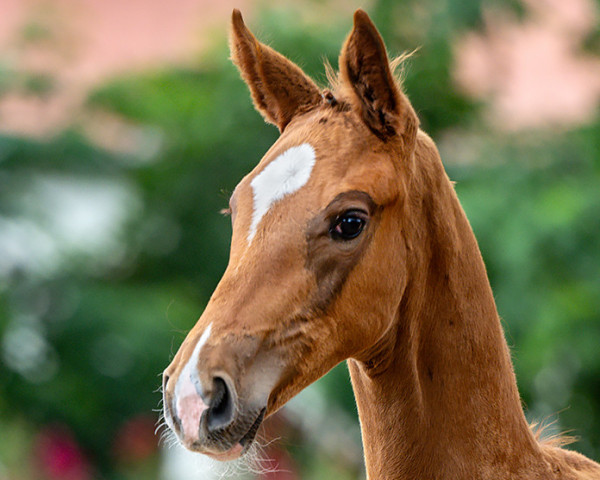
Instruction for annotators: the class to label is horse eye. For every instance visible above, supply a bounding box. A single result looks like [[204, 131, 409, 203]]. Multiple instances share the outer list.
[[330, 211, 367, 240]]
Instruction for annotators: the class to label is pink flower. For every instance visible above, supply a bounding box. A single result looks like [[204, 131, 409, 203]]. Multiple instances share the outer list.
[[34, 425, 92, 480]]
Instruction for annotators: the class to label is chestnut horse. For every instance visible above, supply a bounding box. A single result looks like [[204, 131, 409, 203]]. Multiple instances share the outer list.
[[162, 9, 600, 479]]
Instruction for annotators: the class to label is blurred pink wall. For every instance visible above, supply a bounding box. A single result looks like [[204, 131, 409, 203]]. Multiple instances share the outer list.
[[454, 0, 600, 130], [0, 0, 251, 136]]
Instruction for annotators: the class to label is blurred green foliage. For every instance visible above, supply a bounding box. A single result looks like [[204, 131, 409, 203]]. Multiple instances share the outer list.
[[451, 125, 600, 454], [0, 1, 599, 478]]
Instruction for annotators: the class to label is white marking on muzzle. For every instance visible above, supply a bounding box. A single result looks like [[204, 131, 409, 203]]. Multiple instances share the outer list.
[[248, 143, 316, 242], [174, 323, 212, 441]]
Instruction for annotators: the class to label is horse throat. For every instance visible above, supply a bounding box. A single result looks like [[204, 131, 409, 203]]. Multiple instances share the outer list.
[[347, 141, 551, 480]]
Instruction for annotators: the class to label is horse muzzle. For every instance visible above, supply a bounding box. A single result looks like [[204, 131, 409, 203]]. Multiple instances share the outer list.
[[161, 320, 284, 460], [162, 366, 268, 460]]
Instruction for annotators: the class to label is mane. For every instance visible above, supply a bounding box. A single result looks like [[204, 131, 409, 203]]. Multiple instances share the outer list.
[[530, 418, 577, 449], [324, 50, 417, 95]]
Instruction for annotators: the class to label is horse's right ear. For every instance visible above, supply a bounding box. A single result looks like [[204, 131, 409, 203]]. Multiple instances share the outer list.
[[340, 10, 418, 152], [230, 10, 322, 132]]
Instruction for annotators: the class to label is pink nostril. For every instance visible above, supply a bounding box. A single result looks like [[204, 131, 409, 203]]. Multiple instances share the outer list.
[[177, 393, 209, 441], [175, 372, 209, 442]]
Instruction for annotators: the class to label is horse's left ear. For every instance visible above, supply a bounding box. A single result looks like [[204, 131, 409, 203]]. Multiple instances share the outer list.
[[340, 10, 418, 151], [230, 9, 322, 132]]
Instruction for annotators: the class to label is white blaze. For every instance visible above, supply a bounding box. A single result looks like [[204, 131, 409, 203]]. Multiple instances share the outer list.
[[248, 143, 316, 242], [174, 323, 212, 429]]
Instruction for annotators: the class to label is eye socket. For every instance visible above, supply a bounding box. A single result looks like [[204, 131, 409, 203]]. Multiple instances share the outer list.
[[330, 210, 367, 241]]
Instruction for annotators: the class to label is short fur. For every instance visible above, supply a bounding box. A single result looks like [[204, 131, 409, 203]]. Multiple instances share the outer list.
[[162, 9, 600, 479]]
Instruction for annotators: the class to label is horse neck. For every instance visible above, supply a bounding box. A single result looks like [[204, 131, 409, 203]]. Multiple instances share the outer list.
[[348, 136, 552, 480]]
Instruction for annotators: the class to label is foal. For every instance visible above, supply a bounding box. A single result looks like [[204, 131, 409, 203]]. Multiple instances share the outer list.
[[162, 9, 600, 479]]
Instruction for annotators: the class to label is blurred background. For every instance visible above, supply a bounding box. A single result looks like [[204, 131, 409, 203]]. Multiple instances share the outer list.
[[0, 0, 599, 478]]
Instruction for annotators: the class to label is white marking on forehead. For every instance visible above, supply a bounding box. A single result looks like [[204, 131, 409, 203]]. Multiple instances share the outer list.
[[248, 143, 316, 242], [175, 323, 212, 400]]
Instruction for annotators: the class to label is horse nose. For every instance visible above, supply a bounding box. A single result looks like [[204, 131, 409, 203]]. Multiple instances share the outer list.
[[206, 376, 236, 432], [169, 367, 237, 442]]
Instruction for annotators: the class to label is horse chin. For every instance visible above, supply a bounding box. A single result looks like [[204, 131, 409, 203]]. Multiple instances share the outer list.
[[235, 406, 266, 454], [205, 443, 244, 461], [177, 406, 266, 462]]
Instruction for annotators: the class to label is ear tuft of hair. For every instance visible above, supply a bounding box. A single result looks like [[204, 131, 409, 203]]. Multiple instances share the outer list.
[[339, 9, 419, 151]]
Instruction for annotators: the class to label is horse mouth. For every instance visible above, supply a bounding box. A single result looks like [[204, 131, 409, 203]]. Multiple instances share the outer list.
[[239, 407, 266, 452], [202, 407, 266, 461]]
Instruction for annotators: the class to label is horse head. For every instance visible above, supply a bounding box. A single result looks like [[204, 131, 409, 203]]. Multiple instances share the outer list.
[[162, 9, 420, 460]]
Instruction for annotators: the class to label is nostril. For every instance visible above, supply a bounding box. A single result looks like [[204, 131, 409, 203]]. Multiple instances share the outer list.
[[162, 372, 170, 393], [207, 377, 235, 432]]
